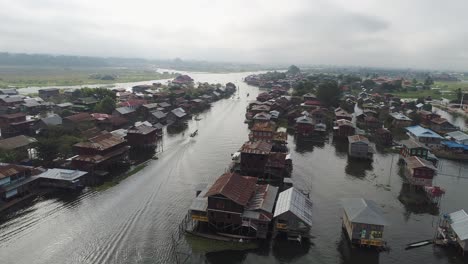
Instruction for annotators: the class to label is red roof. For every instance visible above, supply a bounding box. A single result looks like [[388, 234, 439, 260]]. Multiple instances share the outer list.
[[65, 112, 93, 122], [304, 100, 322, 106], [205, 172, 257, 206]]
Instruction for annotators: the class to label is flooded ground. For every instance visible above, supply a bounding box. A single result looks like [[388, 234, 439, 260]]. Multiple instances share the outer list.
[[1, 72, 468, 264]]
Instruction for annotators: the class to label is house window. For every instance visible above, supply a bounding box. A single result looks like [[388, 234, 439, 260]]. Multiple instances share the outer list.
[[216, 201, 225, 209]]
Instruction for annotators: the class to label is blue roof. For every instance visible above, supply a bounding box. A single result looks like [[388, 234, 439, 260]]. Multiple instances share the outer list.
[[405, 125, 443, 139], [442, 141, 468, 151]]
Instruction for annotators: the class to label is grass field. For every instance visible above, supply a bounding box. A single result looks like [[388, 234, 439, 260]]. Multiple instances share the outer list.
[[392, 81, 468, 100], [0, 66, 178, 88]]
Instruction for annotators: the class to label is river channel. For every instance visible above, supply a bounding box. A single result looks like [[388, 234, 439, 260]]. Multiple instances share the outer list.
[[1, 72, 468, 264]]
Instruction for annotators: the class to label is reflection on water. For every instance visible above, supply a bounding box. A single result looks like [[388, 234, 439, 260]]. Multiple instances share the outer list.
[[2, 71, 468, 264], [337, 232, 380, 264], [345, 158, 374, 178], [398, 183, 440, 218], [294, 135, 327, 153]]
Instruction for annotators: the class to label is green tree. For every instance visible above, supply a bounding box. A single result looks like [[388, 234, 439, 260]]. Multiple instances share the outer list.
[[0, 149, 26, 163], [80, 87, 116, 100], [293, 80, 315, 96], [362, 79, 375, 89], [424, 76, 434, 86], [316, 81, 341, 106], [94, 96, 116, 114], [34, 138, 60, 166], [286, 65, 301, 75], [423, 104, 433, 111], [394, 79, 403, 90]]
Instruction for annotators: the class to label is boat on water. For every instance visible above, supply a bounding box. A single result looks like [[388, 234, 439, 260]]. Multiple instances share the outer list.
[[405, 239, 433, 250], [190, 129, 198, 137]]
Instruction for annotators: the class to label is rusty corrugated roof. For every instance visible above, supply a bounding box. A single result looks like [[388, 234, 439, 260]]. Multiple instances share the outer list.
[[204, 172, 257, 206], [240, 141, 272, 155], [74, 132, 125, 151], [251, 121, 275, 132]]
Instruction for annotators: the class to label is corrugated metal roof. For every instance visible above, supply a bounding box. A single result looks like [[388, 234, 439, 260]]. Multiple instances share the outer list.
[[127, 124, 157, 135], [74, 132, 125, 151], [204, 172, 257, 206], [400, 139, 428, 149], [251, 121, 275, 132], [0, 135, 37, 150], [151, 111, 167, 119], [404, 156, 437, 171], [253, 112, 271, 120], [240, 141, 272, 155], [115, 107, 135, 115], [274, 187, 313, 227], [296, 115, 314, 125], [449, 210, 468, 240], [171, 107, 187, 118], [348, 135, 369, 144], [40, 114, 62, 126], [446, 131, 468, 142], [341, 198, 388, 226], [390, 112, 412, 121], [335, 119, 354, 127], [190, 185, 209, 212], [36, 168, 87, 181], [405, 125, 443, 139], [246, 184, 278, 213]]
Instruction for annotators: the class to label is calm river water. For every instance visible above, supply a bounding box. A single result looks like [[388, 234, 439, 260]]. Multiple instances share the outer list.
[[2, 72, 468, 264]]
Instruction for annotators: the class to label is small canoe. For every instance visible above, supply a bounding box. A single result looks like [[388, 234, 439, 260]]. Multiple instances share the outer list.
[[405, 240, 433, 250]]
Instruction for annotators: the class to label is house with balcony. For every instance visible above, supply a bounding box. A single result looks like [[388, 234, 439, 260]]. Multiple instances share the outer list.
[[126, 124, 159, 149], [249, 121, 276, 142], [429, 118, 458, 134], [405, 125, 443, 146], [348, 135, 375, 160], [71, 132, 130, 177], [390, 112, 412, 128], [38, 88, 60, 100], [201, 172, 278, 239], [403, 156, 437, 187], [341, 198, 388, 248]]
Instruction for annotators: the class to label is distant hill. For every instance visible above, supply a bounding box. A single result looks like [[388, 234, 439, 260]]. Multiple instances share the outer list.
[[0, 52, 269, 72]]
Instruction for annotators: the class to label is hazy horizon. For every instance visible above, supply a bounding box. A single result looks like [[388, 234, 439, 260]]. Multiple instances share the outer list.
[[1, 0, 468, 71]]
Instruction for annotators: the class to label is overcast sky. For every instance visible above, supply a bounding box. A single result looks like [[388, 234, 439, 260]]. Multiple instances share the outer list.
[[1, 0, 468, 70]]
